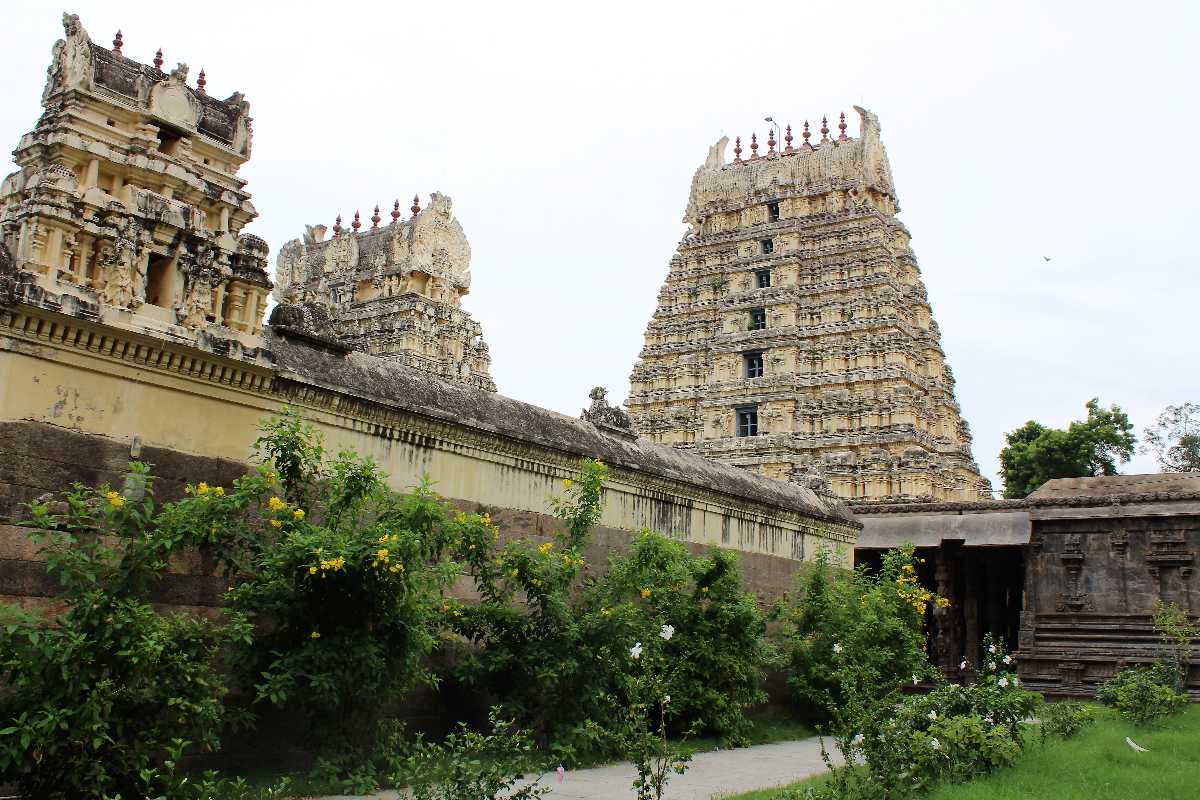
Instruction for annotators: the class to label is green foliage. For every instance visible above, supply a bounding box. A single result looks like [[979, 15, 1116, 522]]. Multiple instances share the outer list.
[[1040, 702, 1095, 742], [592, 530, 772, 744], [796, 630, 1039, 799], [396, 710, 550, 800], [784, 545, 941, 725], [999, 398, 1136, 498], [0, 464, 252, 799], [225, 412, 463, 747], [1152, 600, 1199, 693], [1097, 665, 1188, 725], [1141, 402, 1200, 473]]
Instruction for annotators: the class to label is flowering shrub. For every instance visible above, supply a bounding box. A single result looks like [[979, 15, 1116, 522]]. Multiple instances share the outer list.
[[793, 620, 1040, 799], [0, 463, 252, 799], [785, 545, 940, 724], [1097, 665, 1188, 725], [591, 529, 772, 743], [223, 412, 464, 755]]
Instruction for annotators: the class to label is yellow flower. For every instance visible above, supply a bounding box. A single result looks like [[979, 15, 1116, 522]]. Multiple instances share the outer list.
[[293, 508, 305, 521], [482, 513, 491, 525], [311, 631, 321, 639], [184, 485, 194, 495], [105, 490, 125, 509], [539, 541, 554, 555], [936, 597, 951, 609], [376, 548, 389, 562], [214, 486, 225, 497], [563, 478, 573, 489], [701, 586, 709, 594], [510, 569, 519, 578], [640, 588, 652, 599], [268, 496, 287, 511], [532, 578, 542, 587], [197, 482, 210, 495], [270, 519, 282, 528], [309, 566, 318, 575]]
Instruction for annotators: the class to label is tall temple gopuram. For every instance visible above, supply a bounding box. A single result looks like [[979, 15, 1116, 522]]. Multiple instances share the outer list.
[[626, 108, 991, 503]]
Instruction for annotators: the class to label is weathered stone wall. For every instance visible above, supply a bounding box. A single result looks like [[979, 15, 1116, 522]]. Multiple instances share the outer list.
[[0, 301, 858, 616]]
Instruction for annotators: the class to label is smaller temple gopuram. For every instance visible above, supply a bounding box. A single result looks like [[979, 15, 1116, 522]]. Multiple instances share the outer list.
[[271, 194, 496, 391], [626, 108, 991, 503], [0, 14, 271, 350]]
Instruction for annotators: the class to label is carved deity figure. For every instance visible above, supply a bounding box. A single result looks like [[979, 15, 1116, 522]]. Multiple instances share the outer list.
[[581, 386, 635, 433], [99, 215, 143, 309], [43, 14, 92, 102], [176, 244, 222, 329]]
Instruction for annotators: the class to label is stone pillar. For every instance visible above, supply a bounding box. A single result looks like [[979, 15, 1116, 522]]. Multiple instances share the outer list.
[[82, 158, 100, 189], [932, 545, 962, 675], [963, 550, 981, 669]]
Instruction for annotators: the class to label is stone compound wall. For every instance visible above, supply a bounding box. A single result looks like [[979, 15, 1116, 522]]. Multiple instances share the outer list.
[[0, 301, 859, 615]]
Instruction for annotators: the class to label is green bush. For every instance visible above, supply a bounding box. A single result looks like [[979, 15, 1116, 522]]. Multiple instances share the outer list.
[[1097, 665, 1188, 725], [391, 710, 550, 800], [1040, 701, 1095, 742], [784, 545, 941, 725], [0, 463, 251, 799], [590, 529, 772, 744], [797, 614, 1040, 799]]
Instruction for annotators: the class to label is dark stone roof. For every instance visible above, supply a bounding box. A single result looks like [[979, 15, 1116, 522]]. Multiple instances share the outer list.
[[851, 473, 1200, 516], [265, 329, 857, 527]]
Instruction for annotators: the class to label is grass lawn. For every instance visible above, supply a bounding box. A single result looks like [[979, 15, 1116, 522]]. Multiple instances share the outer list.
[[725, 704, 1200, 800]]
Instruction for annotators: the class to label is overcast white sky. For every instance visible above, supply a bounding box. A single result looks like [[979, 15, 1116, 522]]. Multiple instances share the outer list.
[[4, 1, 1197, 493]]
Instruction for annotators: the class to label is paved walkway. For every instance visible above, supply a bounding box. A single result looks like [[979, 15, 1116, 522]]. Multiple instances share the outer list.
[[316, 736, 835, 800]]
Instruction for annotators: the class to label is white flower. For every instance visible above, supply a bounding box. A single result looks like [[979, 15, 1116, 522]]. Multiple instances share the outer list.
[[988, 644, 997, 654], [984, 713, 994, 725], [663, 694, 671, 704], [998, 677, 1009, 688], [630, 642, 643, 660], [927, 710, 938, 720], [1013, 677, 1020, 687], [912, 674, 919, 685], [959, 660, 967, 670], [659, 624, 675, 641], [833, 642, 843, 653], [851, 733, 865, 745], [1003, 654, 1012, 664], [987, 661, 996, 671], [929, 738, 941, 750]]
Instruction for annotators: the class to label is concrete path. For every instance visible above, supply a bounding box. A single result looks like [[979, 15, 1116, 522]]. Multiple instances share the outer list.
[[315, 736, 835, 800]]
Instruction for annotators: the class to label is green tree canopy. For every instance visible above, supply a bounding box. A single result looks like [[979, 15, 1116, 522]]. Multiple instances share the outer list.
[[1142, 402, 1200, 473], [999, 398, 1136, 498]]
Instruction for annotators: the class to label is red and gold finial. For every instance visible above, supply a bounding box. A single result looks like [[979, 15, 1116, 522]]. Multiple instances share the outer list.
[[784, 124, 794, 154], [153, 48, 164, 70], [802, 120, 813, 150], [819, 115, 830, 144], [391, 199, 401, 224], [333, 214, 343, 235], [197, 69, 207, 95], [750, 132, 759, 159], [767, 128, 776, 156], [112, 30, 124, 55], [351, 210, 362, 232], [734, 136, 743, 162], [411, 194, 421, 215], [838, 111, 848, 141], [371, 205, 381, 228]]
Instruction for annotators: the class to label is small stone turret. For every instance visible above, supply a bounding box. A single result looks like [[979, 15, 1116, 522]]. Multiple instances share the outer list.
[[271, 192, 495, 391], [0, 14, 270, 350]]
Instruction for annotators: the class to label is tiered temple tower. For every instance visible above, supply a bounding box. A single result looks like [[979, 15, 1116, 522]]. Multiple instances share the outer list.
[[0, 14, 271, 347], [272, 194, 495, 391], [626, 108, 991, 503]]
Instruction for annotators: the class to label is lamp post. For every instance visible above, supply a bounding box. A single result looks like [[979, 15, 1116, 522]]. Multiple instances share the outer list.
[[764, 116, 781, 152]]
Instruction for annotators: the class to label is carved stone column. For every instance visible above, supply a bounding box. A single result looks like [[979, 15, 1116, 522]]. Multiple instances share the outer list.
[[963, 550, 981, 668]]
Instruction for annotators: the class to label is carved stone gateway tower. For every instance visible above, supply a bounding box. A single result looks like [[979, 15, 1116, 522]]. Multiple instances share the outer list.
[[272, 194, 495, 391], [0, 15, 271, 348], [627, 109, 991, 503]]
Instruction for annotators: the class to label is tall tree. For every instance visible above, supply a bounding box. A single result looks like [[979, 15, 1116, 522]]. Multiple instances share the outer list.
[[1142, 403, 1200, 473], [999, 398, 1136, 498]]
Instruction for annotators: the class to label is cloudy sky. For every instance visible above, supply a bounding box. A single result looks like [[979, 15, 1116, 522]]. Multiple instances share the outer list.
[[3, 1, 1197, 492]]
